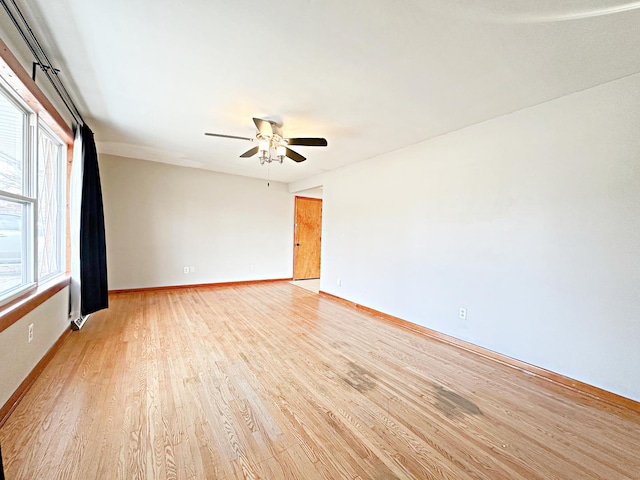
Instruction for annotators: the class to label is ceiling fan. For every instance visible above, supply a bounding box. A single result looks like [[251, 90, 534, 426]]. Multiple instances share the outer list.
[[205, 117, 328, 164]]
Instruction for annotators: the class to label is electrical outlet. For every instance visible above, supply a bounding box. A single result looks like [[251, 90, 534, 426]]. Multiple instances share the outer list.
[[189, 266, 195, 273], [28, 323, 34, 343], [250, 264, 255, 272], [183, 266, 189, 274], [459, 308, 467, 320], [337, 277, 342, 287]]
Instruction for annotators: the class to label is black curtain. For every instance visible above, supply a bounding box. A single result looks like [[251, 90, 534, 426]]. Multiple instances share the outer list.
[[79, 124, 108, 315], [0, 441, 4, 480]]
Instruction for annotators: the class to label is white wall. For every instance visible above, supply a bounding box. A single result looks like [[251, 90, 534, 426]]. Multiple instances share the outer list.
[[0, 288, 70, 408], [311, 73, 640, 401], [100, 155, 295, 289], [294, 187, 323, 199]]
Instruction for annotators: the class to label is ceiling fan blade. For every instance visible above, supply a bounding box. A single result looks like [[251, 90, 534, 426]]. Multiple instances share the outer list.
[[285, 147, 306, 163], [286, 137, 328, 147], [240, 146, 259, 158], [271, 123, 283, 138], [253, 118, 273, 137], [205, 132, 254, 141]]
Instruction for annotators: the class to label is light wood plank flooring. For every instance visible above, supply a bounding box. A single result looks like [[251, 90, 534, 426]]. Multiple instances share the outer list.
[[1, 282, 639, 479]]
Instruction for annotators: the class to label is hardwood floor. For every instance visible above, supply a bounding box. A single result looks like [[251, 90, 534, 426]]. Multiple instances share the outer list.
[[1, 282, 638, 479]]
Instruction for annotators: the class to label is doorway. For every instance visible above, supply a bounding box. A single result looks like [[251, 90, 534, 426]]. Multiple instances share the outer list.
[[293, 196, 322, 280]]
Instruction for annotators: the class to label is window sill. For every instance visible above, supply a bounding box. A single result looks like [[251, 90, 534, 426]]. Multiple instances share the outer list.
[[0, 275, 71, 334]]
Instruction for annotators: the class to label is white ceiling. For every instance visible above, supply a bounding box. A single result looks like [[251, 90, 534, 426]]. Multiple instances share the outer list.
[[3, 0, 640, 183]]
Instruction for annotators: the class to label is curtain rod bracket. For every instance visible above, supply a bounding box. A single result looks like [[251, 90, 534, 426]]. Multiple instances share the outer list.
[[31, 61, 60, 81]]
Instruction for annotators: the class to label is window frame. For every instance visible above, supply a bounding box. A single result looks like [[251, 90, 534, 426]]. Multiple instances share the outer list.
[[0, 76, 66, 305]]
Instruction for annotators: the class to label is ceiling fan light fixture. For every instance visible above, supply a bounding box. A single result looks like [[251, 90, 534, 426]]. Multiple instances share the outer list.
[[205, 117, 327, 165], [258, 139, 270, 164]]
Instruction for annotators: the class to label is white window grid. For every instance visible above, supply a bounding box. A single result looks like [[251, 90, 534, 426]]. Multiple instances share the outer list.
[[37, 121, 66, 281]]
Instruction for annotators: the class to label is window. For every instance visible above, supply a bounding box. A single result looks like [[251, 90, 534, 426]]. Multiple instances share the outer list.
[[37, 123, 65, 280], [0, 80, 66, 303]]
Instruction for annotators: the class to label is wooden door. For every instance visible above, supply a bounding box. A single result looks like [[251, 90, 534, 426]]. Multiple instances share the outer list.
[[293, 196, 322, 280]]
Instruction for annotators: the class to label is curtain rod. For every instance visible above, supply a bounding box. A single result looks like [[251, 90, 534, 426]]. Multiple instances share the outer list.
[[0, 0, 85, 126]]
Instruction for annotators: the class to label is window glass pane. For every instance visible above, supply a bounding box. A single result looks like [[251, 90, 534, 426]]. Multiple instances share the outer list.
[[38, 127, 63, 279], [0, 90, 25, 195], [0, 198, 24, 295]]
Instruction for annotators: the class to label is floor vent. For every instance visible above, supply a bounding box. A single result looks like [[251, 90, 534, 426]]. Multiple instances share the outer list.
[[70, 314, 91, 331]]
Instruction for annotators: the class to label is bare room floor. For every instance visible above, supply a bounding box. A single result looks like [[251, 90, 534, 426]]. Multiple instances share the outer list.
[[1, 282, 638, 479]]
